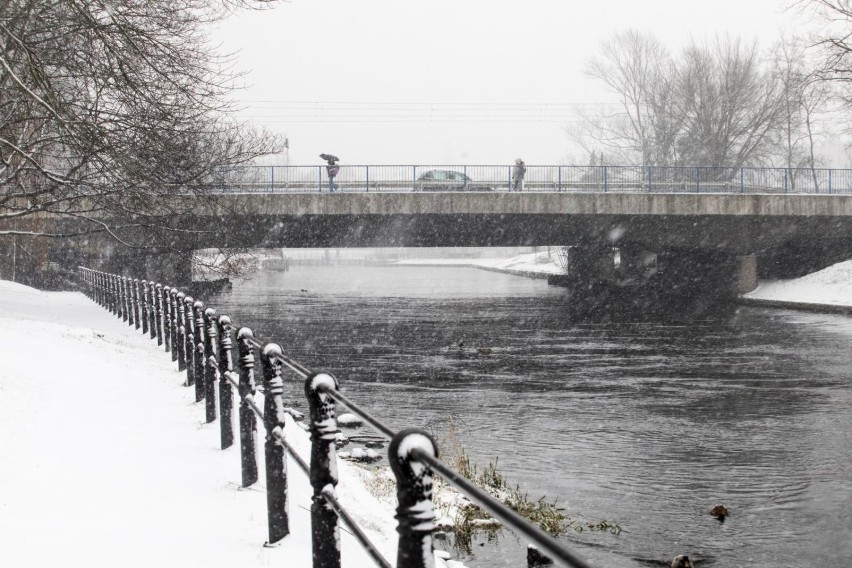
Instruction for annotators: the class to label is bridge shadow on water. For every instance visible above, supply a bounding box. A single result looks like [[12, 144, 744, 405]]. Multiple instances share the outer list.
[[560, 282, 737, 323]]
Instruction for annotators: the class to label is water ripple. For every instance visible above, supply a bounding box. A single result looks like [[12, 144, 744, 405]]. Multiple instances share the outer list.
[[209, 266, 852, 568]]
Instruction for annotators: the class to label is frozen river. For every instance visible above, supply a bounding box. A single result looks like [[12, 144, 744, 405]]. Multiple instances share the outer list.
[[207, 264, 852, 568]]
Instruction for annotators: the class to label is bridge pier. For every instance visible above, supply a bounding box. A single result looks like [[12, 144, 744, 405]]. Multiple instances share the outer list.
[[654, 249, 757, 308], [757, 239, 852, 279], [550, 245, 758, 318], [736, 254, 758, 294]]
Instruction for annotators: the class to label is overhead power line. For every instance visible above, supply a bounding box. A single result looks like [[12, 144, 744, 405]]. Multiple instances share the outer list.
[[239, 100, 625, 107], [231, 101, 634, 124]]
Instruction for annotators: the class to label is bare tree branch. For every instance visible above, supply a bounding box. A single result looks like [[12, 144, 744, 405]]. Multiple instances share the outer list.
[[574, 30, 796, 174], [1, 0, 285, 277]]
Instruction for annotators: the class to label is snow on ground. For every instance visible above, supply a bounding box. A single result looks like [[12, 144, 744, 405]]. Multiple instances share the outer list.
[[744, 259, 852, 307], [475, 252, 566, 275], [0, 280, 458, 567], [397, 251, 565, 275]]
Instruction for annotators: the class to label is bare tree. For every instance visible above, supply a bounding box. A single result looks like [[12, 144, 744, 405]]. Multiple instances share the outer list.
[[572, 30, 681, 166], [771, 33, 832, 189], [801, 1, 852, 99], [793, 0, 852, 171], [675, 36, 784, 172], [574, 31, 786, 174], [0, 0, 283, 276]]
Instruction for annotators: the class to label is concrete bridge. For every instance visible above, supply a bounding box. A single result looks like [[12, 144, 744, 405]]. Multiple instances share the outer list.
[[180, 191, 852, 250], [77, 191, 852, 311], [9, 188, 852, 313]]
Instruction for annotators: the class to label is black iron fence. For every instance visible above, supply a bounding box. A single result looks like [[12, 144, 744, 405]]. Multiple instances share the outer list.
[[77, 267, 593, 568]]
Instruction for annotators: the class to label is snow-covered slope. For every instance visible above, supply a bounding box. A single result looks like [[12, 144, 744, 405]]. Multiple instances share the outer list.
[[0, 281, 466, 567]]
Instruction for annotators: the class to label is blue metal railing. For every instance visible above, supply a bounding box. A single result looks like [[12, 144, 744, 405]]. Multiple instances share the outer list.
[[214, 164, 852, 195], [78, 267, 594, 568]]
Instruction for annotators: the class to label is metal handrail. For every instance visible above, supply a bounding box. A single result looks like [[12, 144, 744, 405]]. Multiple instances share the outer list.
[[78, 267, 392, 566], [77, 266, 595, 568], [213, 163, 852, 195], [239, 388, 393, 567]]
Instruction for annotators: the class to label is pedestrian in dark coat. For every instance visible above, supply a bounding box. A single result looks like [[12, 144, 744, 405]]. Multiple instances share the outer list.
[[512, 158, 526, 191]]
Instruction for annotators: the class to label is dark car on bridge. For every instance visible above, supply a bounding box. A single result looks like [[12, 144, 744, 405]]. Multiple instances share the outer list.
[[414, 169, 493, 191]]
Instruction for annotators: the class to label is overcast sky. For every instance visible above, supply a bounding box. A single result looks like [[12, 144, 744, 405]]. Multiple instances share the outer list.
[[214, 0, 805, 165]]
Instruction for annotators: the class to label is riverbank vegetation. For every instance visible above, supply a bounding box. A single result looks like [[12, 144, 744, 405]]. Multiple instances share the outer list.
[[361, 416, 621, 554]]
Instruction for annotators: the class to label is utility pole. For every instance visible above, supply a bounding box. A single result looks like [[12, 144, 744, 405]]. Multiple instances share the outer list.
[[11, 218, 18, 283], [11, 235, 17, 283]]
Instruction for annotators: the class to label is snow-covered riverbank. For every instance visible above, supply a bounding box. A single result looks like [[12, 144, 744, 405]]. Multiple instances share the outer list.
[[396, 251, 565, 279], [742, 259, 852, 312], [0, 280, 467, 568]]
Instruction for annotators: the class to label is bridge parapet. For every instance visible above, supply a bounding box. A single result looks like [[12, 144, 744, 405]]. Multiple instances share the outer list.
[[197, 191, 852, 218], [215, 164, 852, 195]]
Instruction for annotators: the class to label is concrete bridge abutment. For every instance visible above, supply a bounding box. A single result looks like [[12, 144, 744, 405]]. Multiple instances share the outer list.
[[550, 245, 759, 317]]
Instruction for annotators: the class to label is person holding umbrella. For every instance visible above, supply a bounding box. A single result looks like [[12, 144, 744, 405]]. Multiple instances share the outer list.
[[320, 153, 340, 192]]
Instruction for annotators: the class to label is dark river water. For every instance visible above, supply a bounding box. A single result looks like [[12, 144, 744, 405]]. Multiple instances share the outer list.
[[206, 264, 852, 568]]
